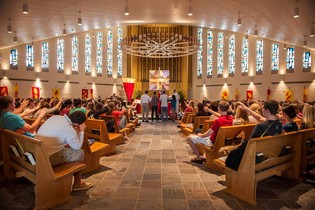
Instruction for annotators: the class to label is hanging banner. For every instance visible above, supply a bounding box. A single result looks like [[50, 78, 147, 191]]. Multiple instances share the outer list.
[[32, 87, 40, 99], [246, 90, 253, 101], [81, 89, 88, 99], [221, 90, 228, 101], [90, 89, 94, 99], [267, 87, 271, 101], [52, 88, 60, 99], [285, 89, 293, 102], [122, 78, 135, 102], [0, 86, 8, 96], [303, 86, 308, 102], [235, 88, 239, 101], [14, 83, 19, 98]]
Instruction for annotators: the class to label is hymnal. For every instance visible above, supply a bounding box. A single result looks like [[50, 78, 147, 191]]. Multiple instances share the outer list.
[[24, 152, 36, 165], [9, 145, 21, 157]]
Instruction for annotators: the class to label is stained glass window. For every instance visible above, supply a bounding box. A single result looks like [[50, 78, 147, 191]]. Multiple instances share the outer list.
[[271, 43, 279, 71], [217, 32, 224, 76], [117, 27, 123, 77], [228, 35, 235, 75], [41, 42, 49, 70], [197, 27, 203, 77], [286, 47, 294, 70], [96, 31, 103, 75], [256, 40, 263, 72], [26, 44, 34, 69], [303, 51, 311, 69], [207, 30, 213, 77], [107, 29, 113, 76], [72, 35, 79, 72], [85, 33, 92, 73], [241, 37, 248, 74], [57, 38, 64, 71], [10, 49, 18, 68]]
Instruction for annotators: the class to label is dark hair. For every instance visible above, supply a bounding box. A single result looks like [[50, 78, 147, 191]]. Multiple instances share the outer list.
[[263, 100, 279, 116], [145, 90, 148, 94], [283, 105, 297, 119], [73, 98, 82, 108], [197, 103, 204, 112], [64, 99, 73, 106], [69, 111, 87, 124], [219, 101, 229, 112], [0, 96, 14, 111]]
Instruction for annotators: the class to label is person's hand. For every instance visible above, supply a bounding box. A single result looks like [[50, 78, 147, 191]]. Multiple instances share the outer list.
[[21, 99, 30, 108], [79, 123, 86, 132], [15, 128, 26, 135], [238, 102, 247, 110], [197, 133, 203, 137], [35, 103, 42, 110], [39, 108, 48, 118]]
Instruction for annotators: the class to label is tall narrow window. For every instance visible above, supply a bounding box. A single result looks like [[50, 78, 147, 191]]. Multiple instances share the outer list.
[[96, 31, 103, 75], [107, 29, 113, 76], [217, 32, 224, 76], [10, 49, 18, 69], [117, 27, 123, 77], [85, 33, 92, 74], [271, 43, 279, 72], [207, 29, 213, 77], [26, 44, 34, 70], [256, 40, 263, 74], [197, 27, 203, 77], [57, 38, 64, 71], [41, 42, 49, 71], [286, 47, 294, 72], [241, 37, 248, 75], [72, 35, 79, 73], [228, 34, 235, 76], [303, 51, 311, 72]]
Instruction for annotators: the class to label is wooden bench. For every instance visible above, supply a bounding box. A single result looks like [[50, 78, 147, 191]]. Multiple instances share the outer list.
[[198, 124, 256, 173], [124, 111, 136, 131], [299, 128, 315, 174], [22, 117, 45, 132], [182, 116, 210, 136], [99, 115, 131, 139], [85, 119, 123, 156], [179, 113, 196, 130], [0, 129, 86, 210], [213, 131, 303, 206], [201, 119, 214, 133]]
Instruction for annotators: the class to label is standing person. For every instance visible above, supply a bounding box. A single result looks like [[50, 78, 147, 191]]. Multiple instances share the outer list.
[[36, 111, 93, 191], [160, 90, 169, 121], [171, 95, 177, 121], [151, 91, 159, 122], [173, 89, 180, 114], [140, 90, 151, 122]]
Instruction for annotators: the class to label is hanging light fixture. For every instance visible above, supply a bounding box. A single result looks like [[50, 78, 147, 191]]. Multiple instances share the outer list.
[[78, 10, 82, 25], [7, 18, 12, 33], [293, 0, 299, 18], [254, 25, 258, 37], [124, 0, 129, 16], [303, 35, 307, 47], [188, 0, 193, 16], [63, 24, 67, 36], [22, 0, 29, 14], [237, 12, 242, 27], [13, 31, 18, 43], [310, 22, 314, 37]]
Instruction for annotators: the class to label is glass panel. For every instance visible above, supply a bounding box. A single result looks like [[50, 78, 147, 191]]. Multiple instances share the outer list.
[[85, 33, 92, 73], [26, 44, 34, 68], [256, 40, 263, 72], [117, 27, 122, 77], [197, 27, 203, 77], [228, 34, 235, 75], [303, 51, 311, 69], [286, 47, 294, 69], [41, 42, 49, 69], [10, 49, 18, 66], [96, 31, 103, 75], [57, 38, 64, 70], [217, 32, 224, 75], [72, 35, 79, 72], [207, 29, 213, 77], [271, 43, 279, 71], [107, 29, 113, 75], [241, 37, 248, 74]]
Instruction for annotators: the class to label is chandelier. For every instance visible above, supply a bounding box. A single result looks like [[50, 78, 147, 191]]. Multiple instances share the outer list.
[[120, 32, 200, 58]]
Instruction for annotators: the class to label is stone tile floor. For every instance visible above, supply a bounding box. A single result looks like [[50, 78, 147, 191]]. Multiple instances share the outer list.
[[0, 120, 314, 209]]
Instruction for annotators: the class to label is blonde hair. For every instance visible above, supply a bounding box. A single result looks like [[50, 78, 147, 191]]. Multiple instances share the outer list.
[[234, 106, 250, 124], [302, 105, 315, 129]]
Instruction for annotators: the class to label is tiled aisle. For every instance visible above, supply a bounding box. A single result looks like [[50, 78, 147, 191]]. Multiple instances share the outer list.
[[1, 121, 315, 209]]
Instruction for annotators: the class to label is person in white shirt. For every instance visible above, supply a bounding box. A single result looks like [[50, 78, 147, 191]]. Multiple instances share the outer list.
[[160, 90, 169, 121], [173, 89, 179, 114], [140, 90, 151, 122]]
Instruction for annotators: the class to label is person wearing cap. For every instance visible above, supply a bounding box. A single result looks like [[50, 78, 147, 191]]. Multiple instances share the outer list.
[[36, 111, 93, 191]]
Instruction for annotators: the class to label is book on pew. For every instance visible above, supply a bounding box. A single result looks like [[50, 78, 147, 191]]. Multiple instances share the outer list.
[[9, 145, 21, 157], [279, 146, 292, 157], [256, 152, 265, 164], [88, 139, 96, 145], [92, 128, 100, 135], [24, 152, 36, 165]]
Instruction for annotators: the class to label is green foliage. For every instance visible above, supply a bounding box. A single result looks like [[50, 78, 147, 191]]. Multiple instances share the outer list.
[[134, 89, 143, 99], [177, 90, 185, 102]]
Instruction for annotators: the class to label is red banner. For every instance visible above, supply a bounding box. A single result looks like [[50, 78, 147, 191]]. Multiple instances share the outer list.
[[90, 89, 93, 99], [82, 89, 88, 99], [122, 78, 135, 102], [246, 90, 253, 101], [0, 86, 8, 96], [32, 87, 40, 99]]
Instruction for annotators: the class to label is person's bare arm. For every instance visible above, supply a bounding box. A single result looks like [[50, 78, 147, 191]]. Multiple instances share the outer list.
[[21, 108, 47, 133], [13, 99, 29, 114], [204, 106, 221, 118], [239, 102, 265, 122]]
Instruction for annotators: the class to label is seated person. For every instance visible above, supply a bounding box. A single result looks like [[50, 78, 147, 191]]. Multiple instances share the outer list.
[[281, 104, 298, 132], [36, 111, 92, 191]]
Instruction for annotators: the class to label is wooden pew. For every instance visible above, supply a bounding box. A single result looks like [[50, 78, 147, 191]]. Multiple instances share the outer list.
[[299, 128, 315, 174], [179, 113, 196, 130], [99, 115, 130, 142], [213, 130, 303, 206], [85, 119, 123, 156], [181, 116, 210, 136], [0, 129, 86, 210], [22, 117, 45, 132], [201, 120, 214, 133], [178, 112, 192, 124], [198, 124, 255, 173], [124, 111, 136, 130]]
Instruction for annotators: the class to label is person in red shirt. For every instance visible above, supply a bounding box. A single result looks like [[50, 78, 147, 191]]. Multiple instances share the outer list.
[[187, 100, 233, 164]]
